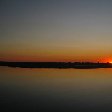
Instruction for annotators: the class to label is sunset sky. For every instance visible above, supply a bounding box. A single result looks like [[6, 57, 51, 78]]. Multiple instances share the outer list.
[[1, 0, 112, 62]]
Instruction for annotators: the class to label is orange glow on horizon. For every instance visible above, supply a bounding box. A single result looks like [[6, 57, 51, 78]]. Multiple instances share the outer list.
[[0, 55, 111, 63]]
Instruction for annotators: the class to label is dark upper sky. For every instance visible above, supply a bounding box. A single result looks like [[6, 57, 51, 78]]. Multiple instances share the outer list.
[[0, 0, 112, 62]]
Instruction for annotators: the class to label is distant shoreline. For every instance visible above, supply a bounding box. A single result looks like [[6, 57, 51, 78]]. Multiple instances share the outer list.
[[0, 61, 112, 69]]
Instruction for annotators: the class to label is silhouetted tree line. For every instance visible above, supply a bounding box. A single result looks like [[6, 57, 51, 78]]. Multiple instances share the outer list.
[[0, 61, 112, 69]]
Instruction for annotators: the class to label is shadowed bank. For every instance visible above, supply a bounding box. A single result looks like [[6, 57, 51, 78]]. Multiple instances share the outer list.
[[0, 61, 112, 69]]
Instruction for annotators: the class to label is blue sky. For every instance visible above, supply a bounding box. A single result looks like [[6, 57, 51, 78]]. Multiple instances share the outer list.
[[0, 0, 112, 62]]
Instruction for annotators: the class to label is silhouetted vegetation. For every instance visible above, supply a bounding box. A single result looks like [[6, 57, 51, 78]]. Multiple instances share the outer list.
[[0, 61, 112, 69]]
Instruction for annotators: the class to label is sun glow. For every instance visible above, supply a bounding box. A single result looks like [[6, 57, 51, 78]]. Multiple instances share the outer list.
[[109, 61, 112, 64]]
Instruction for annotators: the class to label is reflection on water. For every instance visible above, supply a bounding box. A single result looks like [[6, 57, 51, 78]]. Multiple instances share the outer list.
[[1, 67, 112, 112]]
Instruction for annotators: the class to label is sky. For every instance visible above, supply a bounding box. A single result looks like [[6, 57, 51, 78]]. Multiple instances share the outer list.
[[0, 0, 112, 62]]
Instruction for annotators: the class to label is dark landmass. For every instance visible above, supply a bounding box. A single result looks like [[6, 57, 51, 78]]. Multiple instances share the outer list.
[[0, 61, 112, 69]]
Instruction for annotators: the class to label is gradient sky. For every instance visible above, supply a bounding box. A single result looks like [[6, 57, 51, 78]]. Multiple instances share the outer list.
[[1, 0, 112, 62]]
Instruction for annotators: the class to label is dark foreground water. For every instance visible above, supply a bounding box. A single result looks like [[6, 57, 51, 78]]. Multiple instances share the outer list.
[[1, 67, 112, 112]]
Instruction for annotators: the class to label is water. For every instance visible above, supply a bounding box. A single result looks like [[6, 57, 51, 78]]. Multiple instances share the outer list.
[[1, 67, 112, 112]]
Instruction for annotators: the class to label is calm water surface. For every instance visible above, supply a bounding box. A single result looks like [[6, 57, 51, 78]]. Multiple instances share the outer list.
[[1, 67, 112, 112]]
